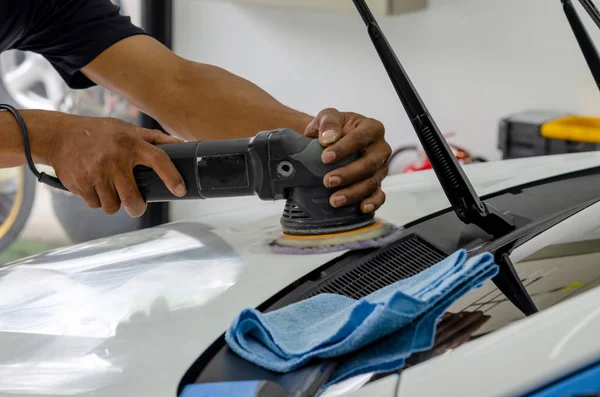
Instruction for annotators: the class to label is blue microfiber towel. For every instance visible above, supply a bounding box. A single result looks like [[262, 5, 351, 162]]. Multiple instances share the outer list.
[[225, 249, 498, 388]]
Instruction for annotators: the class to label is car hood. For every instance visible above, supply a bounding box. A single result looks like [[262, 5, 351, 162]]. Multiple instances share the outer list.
[[2, 152, 600, 397]]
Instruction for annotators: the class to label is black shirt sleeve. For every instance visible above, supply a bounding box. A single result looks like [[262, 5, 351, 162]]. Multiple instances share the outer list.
[[11, 0, 148, 89]]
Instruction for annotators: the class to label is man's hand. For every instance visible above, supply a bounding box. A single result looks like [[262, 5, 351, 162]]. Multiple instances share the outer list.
[[304, 108, 392, 213], [47, 116, 186, 217]]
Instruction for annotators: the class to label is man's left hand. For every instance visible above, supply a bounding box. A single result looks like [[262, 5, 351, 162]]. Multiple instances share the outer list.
[[304, 108, 392, 214]]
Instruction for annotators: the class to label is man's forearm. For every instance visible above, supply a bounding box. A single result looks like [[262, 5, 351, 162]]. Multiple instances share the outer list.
[[159, 61, 314, 140], [0, 110, 59, 168], [82, 35, 313, 141]]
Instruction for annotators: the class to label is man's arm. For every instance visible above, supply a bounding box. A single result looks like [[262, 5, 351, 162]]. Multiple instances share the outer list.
[[0, 110, 57, 168], [1, 0, 388, 217], [0, 109, 186, 217], [82, 35, 313, 141], [82, 35, 391, 212]]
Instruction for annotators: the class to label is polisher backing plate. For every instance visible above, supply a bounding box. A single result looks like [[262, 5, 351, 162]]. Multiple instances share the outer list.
[[270, 219, 404, 255]]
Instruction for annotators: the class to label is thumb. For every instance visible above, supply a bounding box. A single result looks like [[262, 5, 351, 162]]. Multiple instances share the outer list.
[[304, 108, 344, 147], [141, 128, 184, 145]]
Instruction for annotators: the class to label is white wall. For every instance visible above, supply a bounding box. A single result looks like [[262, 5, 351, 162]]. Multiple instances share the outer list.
[[173, 0, 600, 162]]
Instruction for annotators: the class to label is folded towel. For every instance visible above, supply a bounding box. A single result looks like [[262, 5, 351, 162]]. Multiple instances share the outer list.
[[225, 249, 498, 387]]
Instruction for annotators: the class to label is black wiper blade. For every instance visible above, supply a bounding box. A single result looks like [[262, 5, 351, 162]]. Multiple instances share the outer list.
[[579, 0, 600, 29], [562, 0, 600, 91], [352, 0, 537, 316], [352, 1, 514, 238]]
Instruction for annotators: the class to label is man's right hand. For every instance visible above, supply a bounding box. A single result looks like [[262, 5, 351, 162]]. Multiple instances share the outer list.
[[47, 116, 186, 217]]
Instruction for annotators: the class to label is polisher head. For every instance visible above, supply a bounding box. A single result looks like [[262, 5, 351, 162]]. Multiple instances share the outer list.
[[270, 218, 404, 255], [275, 219, 393, 248], [273, 195, 402, 254]]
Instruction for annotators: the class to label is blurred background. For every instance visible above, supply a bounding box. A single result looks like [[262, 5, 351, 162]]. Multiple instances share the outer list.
[[1, 0, 600, 263]]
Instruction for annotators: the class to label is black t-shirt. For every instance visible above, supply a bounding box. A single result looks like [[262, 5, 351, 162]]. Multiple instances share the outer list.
[[0, 0, 147, 89]]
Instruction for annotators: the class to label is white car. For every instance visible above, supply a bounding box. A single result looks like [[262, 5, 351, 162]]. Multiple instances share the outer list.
[[3, 1, 600, 395], [2, 151, 600, 397]]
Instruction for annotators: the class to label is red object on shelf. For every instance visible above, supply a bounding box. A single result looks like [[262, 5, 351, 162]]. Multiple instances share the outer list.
[[401, 133, 477, 173]]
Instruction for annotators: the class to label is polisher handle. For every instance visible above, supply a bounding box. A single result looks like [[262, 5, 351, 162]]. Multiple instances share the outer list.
[[134, 138, 255, 202], [133, 128, 364, 206]]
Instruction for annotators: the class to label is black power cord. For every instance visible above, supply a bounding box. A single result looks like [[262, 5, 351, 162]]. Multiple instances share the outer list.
[[0, 104, 68, 191]]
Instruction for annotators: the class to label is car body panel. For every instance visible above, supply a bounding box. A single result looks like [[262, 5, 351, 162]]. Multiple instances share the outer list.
[[3, 152, 600, 396], [398, 278, 600, 397]]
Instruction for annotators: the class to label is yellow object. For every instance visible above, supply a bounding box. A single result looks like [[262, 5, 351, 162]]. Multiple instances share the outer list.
[[0, 167, 24, 239], [541, 115, 600, 143], [562, 282, 583, 291]]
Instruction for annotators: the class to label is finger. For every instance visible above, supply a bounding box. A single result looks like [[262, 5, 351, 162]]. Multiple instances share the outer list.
[[114, 170, 147, 217], [94, 180, 121, 215], [323, 140, 391, 188], [57, 170, 102, 210], [78, 184, 102, 209], [304, 108, 344, 147], [322, 118, 385, 164], [136, 142, 186, 197], [360, 188, 386, 214], [137, 126, 184, 145], [329, 167, 387, 210]]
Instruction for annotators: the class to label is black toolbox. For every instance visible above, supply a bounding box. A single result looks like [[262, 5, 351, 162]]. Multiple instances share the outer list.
[[498, 110, 600, 159]]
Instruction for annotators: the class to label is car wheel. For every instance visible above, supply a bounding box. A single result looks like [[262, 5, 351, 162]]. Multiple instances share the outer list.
[[0, 36, 144, 245], [0, 50, 53, 254], [0, 167, 36, 254], [0, 50, 68, 110]]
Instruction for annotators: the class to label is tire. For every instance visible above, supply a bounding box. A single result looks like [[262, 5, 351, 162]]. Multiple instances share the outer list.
[[0, 167, 36, 253], [50, 189, 141, 244], [0, 54, 37, 254], [0, 0, 144, 247]]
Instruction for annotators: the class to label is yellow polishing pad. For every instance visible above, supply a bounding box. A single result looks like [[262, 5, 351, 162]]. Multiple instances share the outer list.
[[274, 219, 394, 248]]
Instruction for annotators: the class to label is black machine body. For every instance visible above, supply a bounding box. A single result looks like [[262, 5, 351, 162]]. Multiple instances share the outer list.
[[133, 128, 374, 235]]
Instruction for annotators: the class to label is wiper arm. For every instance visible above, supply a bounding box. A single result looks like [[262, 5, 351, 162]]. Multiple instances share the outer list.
[[352, 0, 537, 316], [353, 1, 514, 238], [562, 0, 600, 91]]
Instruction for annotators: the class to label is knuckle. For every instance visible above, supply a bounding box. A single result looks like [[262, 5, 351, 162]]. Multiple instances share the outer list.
[[90, 174, 107, 187], [148, 146, 167, 160], [380, 165, 389, 179], [365, 156, 379, 175], [114, 129, 132, 146], [103, 205, 120, 215], [86, 201, 101, 209], [319, 107, 338, 116], [82, 194, 100, 208], [120, 191, 142, 208], [317, 108, 341, 125], [148, 147, 168, 162], [367, 176, 379, 191], [383, 143, 392, 159], [356, 129, 372, 145], [102, 198, 121, 214], [372, 118, 385, 133]]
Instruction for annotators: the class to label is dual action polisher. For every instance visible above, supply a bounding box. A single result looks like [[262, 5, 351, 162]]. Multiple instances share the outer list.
[[3, 100, 398, 253], [132, 128, 397, 250]]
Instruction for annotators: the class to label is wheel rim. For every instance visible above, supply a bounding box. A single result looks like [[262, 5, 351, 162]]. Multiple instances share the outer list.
[[0, 168, 25, 239], [0, 50, 68, 110]]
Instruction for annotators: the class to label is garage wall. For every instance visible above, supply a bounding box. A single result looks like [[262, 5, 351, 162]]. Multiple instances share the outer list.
[[172, 0, 600, 162]]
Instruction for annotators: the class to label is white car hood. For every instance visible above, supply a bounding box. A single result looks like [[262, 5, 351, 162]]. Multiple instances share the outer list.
[[2, 152, 600, 396]]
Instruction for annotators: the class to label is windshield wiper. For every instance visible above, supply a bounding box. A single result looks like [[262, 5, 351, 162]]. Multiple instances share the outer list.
[[351, 0, 537, 316], [562, 0, 600, 90]]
